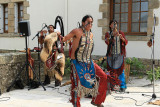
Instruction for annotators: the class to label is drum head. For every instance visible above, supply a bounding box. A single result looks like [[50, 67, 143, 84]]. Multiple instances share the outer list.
[[55, 22, 61, 33], [107, 54, 123, 69]]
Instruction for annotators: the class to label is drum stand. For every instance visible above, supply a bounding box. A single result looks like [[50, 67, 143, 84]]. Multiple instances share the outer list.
[[7, 36, 46, 92]]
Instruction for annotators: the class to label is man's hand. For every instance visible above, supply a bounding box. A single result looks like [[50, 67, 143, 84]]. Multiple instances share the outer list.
[[113, 28, 119, 36], [57, 34, 64, 43], [56, 31, 61, 36], [119, 34, 125, 42]]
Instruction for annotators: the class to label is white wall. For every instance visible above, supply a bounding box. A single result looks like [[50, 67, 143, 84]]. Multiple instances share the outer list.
[[25, 0, 104, 55], [67, 0, 104, 56], [0, 0, 104, 52], [27, 0, 65, 49], [66, 0, 160, 60], [0, 0, 65, 50], [0, 37, 25, 50], [125, 6, 160, 59], [1, 0, 160, 60], [153, 7, 160, 60], [126, 41, 152, 58]]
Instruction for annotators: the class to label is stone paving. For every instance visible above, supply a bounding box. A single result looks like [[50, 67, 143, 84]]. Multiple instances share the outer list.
[[0, 77, 160, 107]]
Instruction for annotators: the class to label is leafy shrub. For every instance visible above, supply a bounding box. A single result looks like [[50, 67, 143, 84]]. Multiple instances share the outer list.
[[146, 67, 160, 84], [125, 58, 133, 65], [126, 57, 146, 78], [64, 58, 71, 77]]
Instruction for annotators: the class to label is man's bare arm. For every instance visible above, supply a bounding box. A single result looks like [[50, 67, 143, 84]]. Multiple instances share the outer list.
[[62, 29, 77, 42]]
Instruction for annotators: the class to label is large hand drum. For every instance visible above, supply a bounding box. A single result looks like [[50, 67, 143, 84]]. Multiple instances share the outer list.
[[107, 54, 123, 69]]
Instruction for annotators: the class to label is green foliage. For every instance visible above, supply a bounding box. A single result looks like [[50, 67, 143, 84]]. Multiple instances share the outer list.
[[96, 59, 107, 70], [64, 58, 71, 77], [146, 67, 160, 84], [126, 57, 146, 78], [131, 57, 145, 71], [125, 58, 133, 65]]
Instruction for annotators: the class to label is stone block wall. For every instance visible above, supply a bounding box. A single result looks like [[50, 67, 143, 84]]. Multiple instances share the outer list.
[[0, 49, 70, 94], [0, 50, 158, 94], [0, 51, 44, 94], [98, 0, 110, 39]]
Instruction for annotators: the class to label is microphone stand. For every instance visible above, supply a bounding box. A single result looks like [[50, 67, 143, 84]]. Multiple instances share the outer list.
[[32, 24, 47, 40], [32, 24, 47, 88], [151, 32, 156, 99], [142, 14, 157, 100]]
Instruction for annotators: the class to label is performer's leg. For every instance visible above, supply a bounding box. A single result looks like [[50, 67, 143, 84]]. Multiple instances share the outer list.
[[70, 65, 81, 107], [54, 69, 63, 87], [55, 53, 65, 87], [92, 63, 108, 105], [119, 70, 126, 91], [55, 78, 61, 87], [43, 64, 50, 85]]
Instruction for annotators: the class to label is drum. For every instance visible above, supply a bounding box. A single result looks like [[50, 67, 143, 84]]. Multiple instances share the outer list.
[[107, 54, 123, 69]]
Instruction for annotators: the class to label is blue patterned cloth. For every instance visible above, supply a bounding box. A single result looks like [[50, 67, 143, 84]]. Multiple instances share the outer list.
[[119, 70, 126, 89], [71, 59, 96, 89]]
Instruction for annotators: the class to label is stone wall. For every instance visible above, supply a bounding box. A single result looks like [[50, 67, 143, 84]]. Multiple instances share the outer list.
[[139, 58, 160, 71], [0, 50, 157, 94], [0, 51, 44, 94], [0, 50, 69, 94]]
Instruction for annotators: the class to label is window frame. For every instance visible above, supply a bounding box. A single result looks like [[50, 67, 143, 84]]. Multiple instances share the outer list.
[[110, 0, 148, 36], [3, 4, 8, 33], [17, 2, 23, 33], [18, 2, 23, 22]]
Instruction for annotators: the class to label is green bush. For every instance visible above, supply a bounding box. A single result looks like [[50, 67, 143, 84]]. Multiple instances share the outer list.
[[126, 57, 146, 78], [96, 58, 107, 70], [64, 58, 71, 77], [131, 57, 145, 71], [146, 67, 160, 84], [125, 58, 133, 65]]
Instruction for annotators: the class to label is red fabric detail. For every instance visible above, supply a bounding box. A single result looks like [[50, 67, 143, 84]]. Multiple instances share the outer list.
[[70, 63, 108, 106], [107, 71, 121, 87], [92, 63, 108, 105], [45, 51, 56, 69], [70, 64, 81, 107]]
